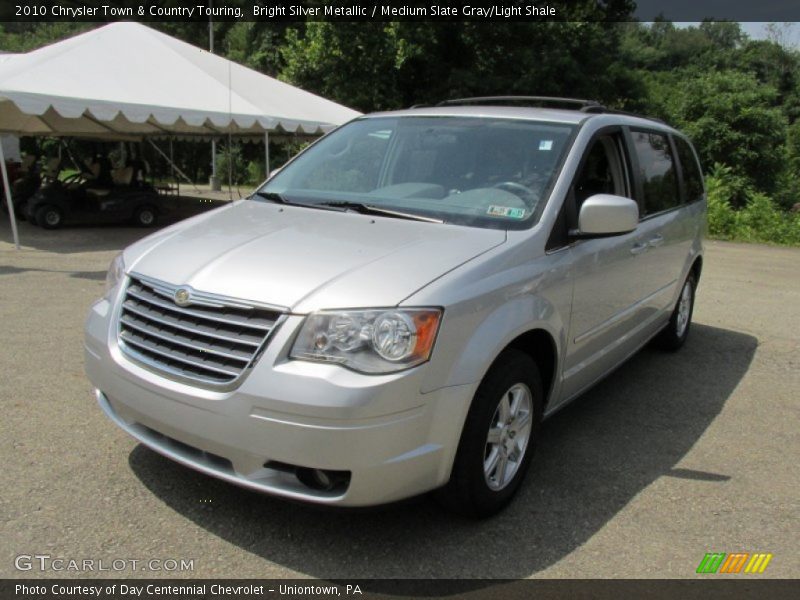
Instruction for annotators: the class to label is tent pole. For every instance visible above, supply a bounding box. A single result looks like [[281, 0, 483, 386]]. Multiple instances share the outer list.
[[227, 137, 233, 201], [208, 7, 219, 191], [146, 139, 198, 191], [0, 141, 21, 250], [264, 132, 270, 179], [169, 138, 177, 196], [211, 139, 217, 182]]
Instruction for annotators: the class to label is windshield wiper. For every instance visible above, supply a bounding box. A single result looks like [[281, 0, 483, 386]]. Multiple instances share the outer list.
[[253, 191, 291, 204], [254, 193, 442, 222], [253, 191, 344, 212], [318, 201, 444, 223]]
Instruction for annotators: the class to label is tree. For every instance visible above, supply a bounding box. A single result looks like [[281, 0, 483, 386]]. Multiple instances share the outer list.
[[0, 23, 90, 52], [658, 70, 787, 196], [223, 22, 291, 77], [620, 20, 744, 72], [739, 39, 800, 121], [281, 22, 401, 112], [280, 19, 642, 112]]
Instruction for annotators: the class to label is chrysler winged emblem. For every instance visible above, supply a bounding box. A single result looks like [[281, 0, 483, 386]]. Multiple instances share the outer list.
[[174, 287, 191, 307]]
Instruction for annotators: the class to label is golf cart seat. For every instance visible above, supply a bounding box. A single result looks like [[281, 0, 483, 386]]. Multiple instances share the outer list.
[[85, 161, 101, 179], [111, 166, 134, 186], [43, 157, 60, 180], [20, 154, 36, 172]]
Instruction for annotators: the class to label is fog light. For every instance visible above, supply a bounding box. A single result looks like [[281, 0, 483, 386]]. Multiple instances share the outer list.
[[296, 467, 350, 492]]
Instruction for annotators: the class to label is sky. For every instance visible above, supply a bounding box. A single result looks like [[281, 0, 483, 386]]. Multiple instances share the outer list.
[[739, 22, 800, 47], [676, 22, 800, 48]]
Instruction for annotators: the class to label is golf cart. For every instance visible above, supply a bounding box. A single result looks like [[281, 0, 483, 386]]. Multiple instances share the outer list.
[[26, 153, 162, 229], [1, 154, 44, 220]]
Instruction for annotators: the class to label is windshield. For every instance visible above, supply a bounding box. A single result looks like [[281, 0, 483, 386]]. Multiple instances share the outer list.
[[258, 116, 576, 229]]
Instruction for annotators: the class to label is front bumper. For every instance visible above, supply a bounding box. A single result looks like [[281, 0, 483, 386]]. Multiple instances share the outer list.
[[85, 296, 475, 506]]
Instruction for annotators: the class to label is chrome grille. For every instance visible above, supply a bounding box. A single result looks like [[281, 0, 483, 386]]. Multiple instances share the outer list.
[[117, 275, 284, 387]]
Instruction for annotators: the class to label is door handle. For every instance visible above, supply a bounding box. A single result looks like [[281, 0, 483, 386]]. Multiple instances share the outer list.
[[648, 234, 664, 248], [630, 242, 648, 255]]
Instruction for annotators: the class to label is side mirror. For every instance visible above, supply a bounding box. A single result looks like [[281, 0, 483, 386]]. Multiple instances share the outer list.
[[575, 194, 639, 237]]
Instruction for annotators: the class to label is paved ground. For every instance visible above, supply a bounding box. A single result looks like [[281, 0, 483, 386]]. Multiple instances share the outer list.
[[1, 215, 798, 580]]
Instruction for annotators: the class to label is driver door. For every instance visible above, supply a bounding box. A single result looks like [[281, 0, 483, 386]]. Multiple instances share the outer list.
[[560, 129, 652, 401]]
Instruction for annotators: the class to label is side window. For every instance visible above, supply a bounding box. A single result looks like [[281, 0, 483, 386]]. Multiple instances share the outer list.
[[631, 130, 680, 215], [548, 132, 630, 249], [674, 136, 704, 203], [574, 135, 629, 209]]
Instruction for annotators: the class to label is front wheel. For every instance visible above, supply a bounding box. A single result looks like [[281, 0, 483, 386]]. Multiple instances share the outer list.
[[436, 349, 543, 518], [36, 205, 63, 230], [133, 205, 157, 227], [654, 273, 696, 351]]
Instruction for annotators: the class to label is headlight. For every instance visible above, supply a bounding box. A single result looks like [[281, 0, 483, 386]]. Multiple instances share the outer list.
[[104, 252, 125, 300], [290, 308, 442, 374]]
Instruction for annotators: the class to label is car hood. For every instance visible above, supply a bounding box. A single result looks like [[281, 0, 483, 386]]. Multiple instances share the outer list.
[[126, 200, 506, 312]]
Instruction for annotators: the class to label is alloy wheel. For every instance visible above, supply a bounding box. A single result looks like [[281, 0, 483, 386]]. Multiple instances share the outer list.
[[675, 280, 693, 338], [484, 383, 533, 491]]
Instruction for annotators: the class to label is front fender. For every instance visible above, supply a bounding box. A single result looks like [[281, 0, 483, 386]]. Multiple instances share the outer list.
[[421, 292, 565, 395]]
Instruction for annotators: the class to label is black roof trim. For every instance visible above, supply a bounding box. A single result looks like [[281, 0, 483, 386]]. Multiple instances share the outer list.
[[580, 104, 666, 124], [435, 96, 603, 110], [410, 96, 666, 125]]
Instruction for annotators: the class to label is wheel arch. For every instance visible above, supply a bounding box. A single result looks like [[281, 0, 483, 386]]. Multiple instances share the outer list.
[[505, 328, 558, 408], [690, 255, 703, 284], [135, 202, 159, 213]]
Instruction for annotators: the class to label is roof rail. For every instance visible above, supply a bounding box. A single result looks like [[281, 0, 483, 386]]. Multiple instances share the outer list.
[[580, 104, 667, 124], [423, 95, 666, 124], [435, 96, 605, 110]]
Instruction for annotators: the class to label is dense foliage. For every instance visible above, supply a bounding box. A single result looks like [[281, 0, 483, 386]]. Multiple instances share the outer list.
[[1, 15, 799, 244]]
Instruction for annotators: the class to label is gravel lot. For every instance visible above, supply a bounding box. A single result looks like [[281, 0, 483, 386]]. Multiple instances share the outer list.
[[1, 215, 798, 579]]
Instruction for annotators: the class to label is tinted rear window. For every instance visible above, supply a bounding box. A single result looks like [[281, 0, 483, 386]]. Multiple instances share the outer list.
[[631, 130, 680, 215], [674, 136, 704, 203]]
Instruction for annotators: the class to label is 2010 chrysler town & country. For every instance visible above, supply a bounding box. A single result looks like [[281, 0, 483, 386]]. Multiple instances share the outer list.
[[85, 97, 705, 517]]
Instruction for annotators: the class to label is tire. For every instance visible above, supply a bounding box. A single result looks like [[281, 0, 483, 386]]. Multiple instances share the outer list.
[[436, 349, 544, 518], [654, 273, 696, 351], [133, 205, 157, 227], [36, 205, 63, 230]]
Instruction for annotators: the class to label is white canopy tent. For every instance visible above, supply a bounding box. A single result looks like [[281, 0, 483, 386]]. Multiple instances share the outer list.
[[0, 22, 361, 248]]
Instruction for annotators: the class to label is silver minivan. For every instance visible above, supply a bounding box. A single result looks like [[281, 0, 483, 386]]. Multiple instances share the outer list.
[[85, 97, 705, 517]]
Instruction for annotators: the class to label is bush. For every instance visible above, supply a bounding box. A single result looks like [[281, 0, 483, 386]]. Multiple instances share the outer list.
[[246, 160, 266, 185], [215, 145, 248, 186], [706, 178, 736, 239], [705, 163, 800, 245], [736, 192, 788, 243], [773, 170, 800, 212]]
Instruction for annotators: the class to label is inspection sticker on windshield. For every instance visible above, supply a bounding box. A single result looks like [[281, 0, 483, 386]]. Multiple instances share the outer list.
[[488, 205, 526, 219], [539, 140, 553, 151]]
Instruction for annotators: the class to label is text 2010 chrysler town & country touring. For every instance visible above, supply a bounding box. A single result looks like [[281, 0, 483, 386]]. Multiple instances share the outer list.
[[85, 98, 705, 517]]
